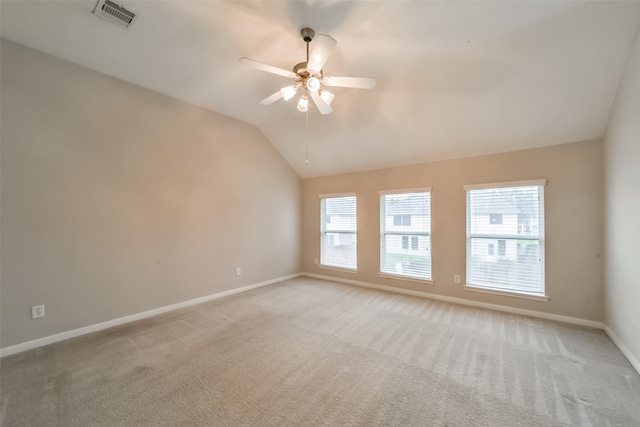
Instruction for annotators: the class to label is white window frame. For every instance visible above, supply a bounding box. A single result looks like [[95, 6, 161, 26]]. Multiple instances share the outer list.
[[463, 180, 548, 301], [379, 188, 432, 283], [319, 193, 357, 272]]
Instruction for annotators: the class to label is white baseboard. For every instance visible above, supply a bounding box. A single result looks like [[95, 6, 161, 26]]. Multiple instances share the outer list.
[[603, 325, 640, 375], [0, 273, 301, 358], [302, 272, 604, 330]]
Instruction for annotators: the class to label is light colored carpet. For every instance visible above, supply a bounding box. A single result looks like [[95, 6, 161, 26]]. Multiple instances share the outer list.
[[1, 277, 639, 426]]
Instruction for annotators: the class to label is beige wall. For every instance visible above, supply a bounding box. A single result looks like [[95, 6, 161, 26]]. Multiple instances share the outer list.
[[604, 28, 640, 366], [0, 40, 301, 348], [303, 140, 604, 322]]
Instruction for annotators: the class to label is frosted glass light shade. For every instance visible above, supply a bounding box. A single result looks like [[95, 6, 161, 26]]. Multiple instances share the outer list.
[[297, 96, 309, 112], [306, 77, 320, 93]]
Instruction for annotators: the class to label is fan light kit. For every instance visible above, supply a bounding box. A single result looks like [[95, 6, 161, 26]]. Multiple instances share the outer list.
[[240, 28, 376, 115]]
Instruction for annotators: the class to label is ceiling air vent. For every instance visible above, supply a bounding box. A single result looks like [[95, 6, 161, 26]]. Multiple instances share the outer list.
[[93, 0, 137, 29]]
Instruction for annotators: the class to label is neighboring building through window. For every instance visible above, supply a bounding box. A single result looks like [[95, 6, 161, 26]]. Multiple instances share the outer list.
[[464, 180, 546, 297], [380, 189, 432, 281], [320, 194, 357, 270]]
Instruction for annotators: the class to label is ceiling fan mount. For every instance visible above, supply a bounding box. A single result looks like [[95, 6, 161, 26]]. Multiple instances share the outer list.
[[240, 27, 376, 115], [300, 27, 315, 43]]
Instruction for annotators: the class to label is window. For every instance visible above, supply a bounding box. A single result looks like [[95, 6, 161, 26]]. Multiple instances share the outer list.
[[400, 236, 420, 251], [320, 194, 357, 270], [465, 180, 546, 297], [411, 236, 419, 251], [393, 214, 411, 226], [497, 239, 506, 256], [489, 213, 503, 224], [380, 189, 431, 281]]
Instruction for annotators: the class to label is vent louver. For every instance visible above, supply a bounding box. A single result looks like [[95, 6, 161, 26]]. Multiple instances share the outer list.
[[94, 0, 137, 28]]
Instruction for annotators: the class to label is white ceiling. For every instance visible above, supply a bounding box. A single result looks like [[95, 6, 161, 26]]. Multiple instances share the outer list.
[[2, 1, 640, 178]]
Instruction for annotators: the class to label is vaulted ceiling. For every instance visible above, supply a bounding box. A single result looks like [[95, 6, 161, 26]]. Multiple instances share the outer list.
[[2, 1, 639, 178]]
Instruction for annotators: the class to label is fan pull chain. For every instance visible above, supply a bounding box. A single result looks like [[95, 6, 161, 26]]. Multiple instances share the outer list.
[[306, 110, 309, 165]]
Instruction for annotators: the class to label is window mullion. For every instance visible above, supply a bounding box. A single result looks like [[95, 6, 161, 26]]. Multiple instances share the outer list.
[[385, 231, 431, 237], [469, 234, 540, 240]]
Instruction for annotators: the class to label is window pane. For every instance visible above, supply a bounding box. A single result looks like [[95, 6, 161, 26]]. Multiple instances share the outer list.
[[321, 232, 357, 269], [381, 191, 431, 280], [468, 238, 542, 293], [384, 193, 430, 233], [381, 235, 431, 278], [324, 197, 356, 232], [321, 196, 357, 270], [469, 186, 542, 237]]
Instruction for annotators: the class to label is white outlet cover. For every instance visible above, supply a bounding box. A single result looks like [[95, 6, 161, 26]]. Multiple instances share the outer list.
[[32, 304, 45, 318]]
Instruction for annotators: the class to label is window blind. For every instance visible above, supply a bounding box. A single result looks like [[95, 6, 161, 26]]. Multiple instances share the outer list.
[[380, 191, 431, 280], [320, 196, 357, 270], [466, 184, 545, 295]]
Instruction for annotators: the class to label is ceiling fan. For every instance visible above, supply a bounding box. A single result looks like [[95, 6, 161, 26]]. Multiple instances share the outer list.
[[240, 28, 376, 115]]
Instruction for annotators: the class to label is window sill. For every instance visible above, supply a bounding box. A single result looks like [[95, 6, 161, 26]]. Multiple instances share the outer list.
[[463, 284, 549, 302], [379, 272, 433, 285], [319, 265, 358, 274]]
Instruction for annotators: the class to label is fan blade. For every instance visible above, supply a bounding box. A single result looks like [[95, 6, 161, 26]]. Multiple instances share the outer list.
[[324, 76, 376, 89], [307, 34, 337, 72], [310, 91, 333, 115], [260, 90, 283, 106], [239, 57, 297, 79]]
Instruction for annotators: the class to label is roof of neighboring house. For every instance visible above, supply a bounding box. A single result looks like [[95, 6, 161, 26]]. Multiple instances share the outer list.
[[472, 200, 520, 215], [385, 193, 431, 215]]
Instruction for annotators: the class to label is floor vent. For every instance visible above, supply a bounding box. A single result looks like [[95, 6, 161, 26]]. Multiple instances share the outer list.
[[93, 0, 137, 29]]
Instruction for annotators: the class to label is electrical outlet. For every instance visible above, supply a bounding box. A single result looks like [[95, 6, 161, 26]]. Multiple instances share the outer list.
[[314, 258, 319, 265], [235, 267, 241, 276], [454, 274, 461, 284], [32, 304, 45, 319]]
